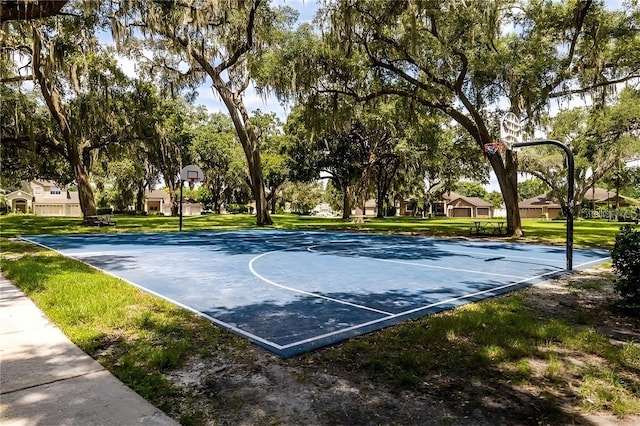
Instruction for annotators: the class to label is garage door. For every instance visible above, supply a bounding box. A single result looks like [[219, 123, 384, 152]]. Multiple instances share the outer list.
[[34, 204, 64, 216], [451, 207, 471, 217]]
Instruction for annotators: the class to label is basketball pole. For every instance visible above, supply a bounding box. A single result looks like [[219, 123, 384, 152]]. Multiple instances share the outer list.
[[512, 139, 574, 270], [179, 180, 183, 232]]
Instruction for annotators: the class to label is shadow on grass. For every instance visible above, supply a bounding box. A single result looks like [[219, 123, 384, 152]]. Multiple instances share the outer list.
[[300, 294, 640, 424]]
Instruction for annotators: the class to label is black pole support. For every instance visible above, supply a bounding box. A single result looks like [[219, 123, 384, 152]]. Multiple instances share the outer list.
[[512, 139, 574, 270], [179, 180, 184, 232]]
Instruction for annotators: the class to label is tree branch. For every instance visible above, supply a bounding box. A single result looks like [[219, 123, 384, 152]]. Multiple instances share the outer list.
[[0, 0, 68, 23]]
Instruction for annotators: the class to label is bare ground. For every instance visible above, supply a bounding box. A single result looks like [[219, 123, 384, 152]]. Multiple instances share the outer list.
[[164, 267, 640, 425]]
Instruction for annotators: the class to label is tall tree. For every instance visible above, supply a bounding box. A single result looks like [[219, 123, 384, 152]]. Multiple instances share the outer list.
[[190, 112, 245, 214], [1, 5, 132, 216], [109, 0, 300, 226], [520, 88, 640, 212], [314, 0, 640, 236]]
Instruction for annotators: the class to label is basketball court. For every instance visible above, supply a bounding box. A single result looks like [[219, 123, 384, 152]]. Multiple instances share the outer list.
[[22, 230, 609, 357]]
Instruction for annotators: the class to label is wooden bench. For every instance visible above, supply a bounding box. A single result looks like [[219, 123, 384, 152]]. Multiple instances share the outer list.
[[470, 221, 506, 236], [82, 215, 117, 227]]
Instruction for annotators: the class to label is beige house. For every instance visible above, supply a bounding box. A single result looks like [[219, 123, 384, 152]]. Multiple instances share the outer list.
[[5, 181, 82, 217], [426, 191, 493, 218], [519, 195, 563, 219], [143, 189, 202, 216]]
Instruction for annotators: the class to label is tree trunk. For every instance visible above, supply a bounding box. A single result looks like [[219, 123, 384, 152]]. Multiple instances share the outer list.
[[342, 185, 351, 219], [32, 29, 97, 218], [211, 75, 272, 226], [270, 191, 277, 214], [489, 151, 522, 237], [135, 181, 145, 212], [71, 155, 97, 217], [246, 148, 273, 225], [166, 179, 179, 216]]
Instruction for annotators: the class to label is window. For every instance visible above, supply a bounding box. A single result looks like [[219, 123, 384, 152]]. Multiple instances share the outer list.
[[50, 187, 61, 195], [35, 187, 41, 195]]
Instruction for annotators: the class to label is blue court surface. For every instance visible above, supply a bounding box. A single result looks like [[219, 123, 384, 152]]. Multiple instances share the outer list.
[[22, 230, 609, 357]]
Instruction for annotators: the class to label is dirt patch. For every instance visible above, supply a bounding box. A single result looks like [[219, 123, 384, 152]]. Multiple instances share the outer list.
[[164, 268, 640, 425]]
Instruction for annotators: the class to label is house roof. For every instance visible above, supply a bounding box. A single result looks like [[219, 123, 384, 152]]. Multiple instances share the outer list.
[[444, 191, 492, 208], [146, 190, 170, 201], [31, 180, 60, 188], [583, 187, 635, 203], [36, 191, 80, 204], [519, 195, 561, 208], [5, 189, 33, 200]]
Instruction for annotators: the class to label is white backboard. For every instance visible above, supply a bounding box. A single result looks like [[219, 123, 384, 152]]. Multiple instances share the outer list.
[[500, 112, 522, 150], [180, 165, 204, 182]]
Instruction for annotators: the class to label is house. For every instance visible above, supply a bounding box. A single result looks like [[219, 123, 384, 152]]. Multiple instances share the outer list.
[[583, 187, 636, 209], [143, 189, 203, 216], [519, 195, 562, 219], [5, 181, 82, 217], [429, 191, 493, 218], [352, 199, 379, 217]]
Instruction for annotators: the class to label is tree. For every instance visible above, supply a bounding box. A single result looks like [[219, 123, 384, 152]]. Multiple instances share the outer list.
[[190, 113, 245, 214], [315, 0, 640, 236], [520, 88, 640, 212], [0, 85, 72, 185], [149, 96, 198, 216], [279, 181, 323, 214], [518, 178, 548, 201], [2, 6, 133, 217], [251, 111, 292, 214], [1, 0, 68, 23], [456, 181, 489, 199], [109, 0, 300, 226]]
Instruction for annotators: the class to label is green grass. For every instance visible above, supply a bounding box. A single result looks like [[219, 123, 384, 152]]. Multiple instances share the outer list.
[[0, 236, 249, 412], [1, 213, 638, 421], [0, 213, 631, 249]]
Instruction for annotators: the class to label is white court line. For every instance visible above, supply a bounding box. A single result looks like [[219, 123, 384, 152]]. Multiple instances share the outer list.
[[18, 236, 286, 350], [279, 268, 563, 349], [374, 258, 523, 278], [248, 252, 394, 316]]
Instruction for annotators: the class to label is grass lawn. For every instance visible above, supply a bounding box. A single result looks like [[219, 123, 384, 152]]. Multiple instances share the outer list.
[[1, 213, 638, 424], [0, 212, 627, 249]]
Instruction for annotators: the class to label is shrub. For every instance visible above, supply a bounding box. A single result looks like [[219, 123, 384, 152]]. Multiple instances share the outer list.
[[611, 225, 640, 311]]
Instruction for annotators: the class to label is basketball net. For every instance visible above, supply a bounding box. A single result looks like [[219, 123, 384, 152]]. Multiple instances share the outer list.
[[483, 142, 504, 155]]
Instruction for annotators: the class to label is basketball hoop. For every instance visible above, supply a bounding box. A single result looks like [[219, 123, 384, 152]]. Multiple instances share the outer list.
[[484, 142, 504, 155], [180, 165, 204, 183], [178, 164, 204, 232]]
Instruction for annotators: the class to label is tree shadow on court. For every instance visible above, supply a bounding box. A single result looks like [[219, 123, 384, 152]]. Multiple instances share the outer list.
[[23, 230, 608, 266]]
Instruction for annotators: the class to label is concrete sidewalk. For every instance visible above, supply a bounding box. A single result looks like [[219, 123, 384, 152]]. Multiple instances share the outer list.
[[0, 275, 179, 425]]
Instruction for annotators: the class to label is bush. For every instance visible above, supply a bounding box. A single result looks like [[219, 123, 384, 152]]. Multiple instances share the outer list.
[[611, 225, 640, 311]]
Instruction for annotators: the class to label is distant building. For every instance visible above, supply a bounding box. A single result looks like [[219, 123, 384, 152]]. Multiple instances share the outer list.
[[5, 180, 82, 216], [518, 195, 562, 219], [409, 191, 493, 218], [2, 181, 202, 217], [142, 189, 202, 216]]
